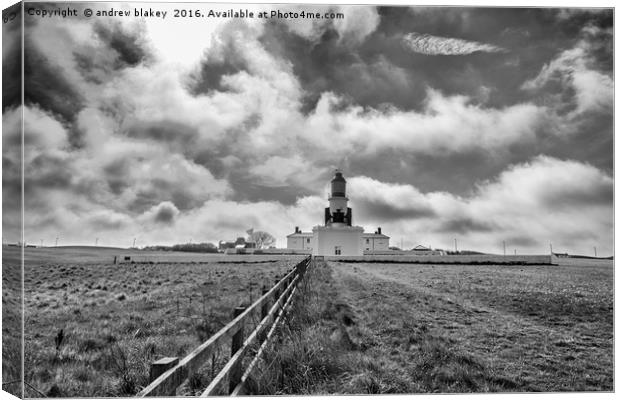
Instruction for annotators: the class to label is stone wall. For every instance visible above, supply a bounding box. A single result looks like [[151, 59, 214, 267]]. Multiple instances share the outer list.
[[322, 254, 553, 265]]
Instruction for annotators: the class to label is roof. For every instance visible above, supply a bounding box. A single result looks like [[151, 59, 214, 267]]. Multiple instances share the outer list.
[[413, 245, 431, 250], [331, 171, 346, 183], [363, 233, 389, 238], [287, 232, 313, 237]]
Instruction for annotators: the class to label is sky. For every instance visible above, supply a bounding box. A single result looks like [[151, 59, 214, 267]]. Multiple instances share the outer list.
[[2, 2, 614, 255]]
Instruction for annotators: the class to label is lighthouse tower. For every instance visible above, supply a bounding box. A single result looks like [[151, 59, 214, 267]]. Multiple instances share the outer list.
[[312, 170, 364, 256], [286, 170, 390, 256], [325, 170, 353, 226]]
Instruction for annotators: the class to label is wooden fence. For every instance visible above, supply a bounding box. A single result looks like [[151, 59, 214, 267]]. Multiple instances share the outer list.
[[137, 256, 312, 397]]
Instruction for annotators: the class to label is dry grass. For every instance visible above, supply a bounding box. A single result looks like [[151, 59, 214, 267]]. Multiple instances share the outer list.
[[13, 246, 614, 396], [2, 248, 22, 398], [245, 260, 612, 394], [20, 246, 303, 397]]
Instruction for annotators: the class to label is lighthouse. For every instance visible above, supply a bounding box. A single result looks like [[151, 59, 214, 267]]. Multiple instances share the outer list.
[[325, 170, 352, 226], [286, 170, 390, 256]]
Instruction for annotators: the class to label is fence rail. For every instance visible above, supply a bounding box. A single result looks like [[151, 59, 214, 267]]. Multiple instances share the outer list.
[[137, 256, 311, 397]]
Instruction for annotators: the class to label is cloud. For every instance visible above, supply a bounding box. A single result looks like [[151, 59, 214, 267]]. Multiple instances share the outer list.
[[6, 7, 611, 258], [336, 157, 612, 255], [275, 5, 379, 45], [347, 176, 436, 221], [402, 32, 506, 55], [92, 21, 150, 67], [437, 218, 495, 235], [2, 6, 22, 112], [141, 202, 181, 225], [522, 25, 613, 116], [87, 209, 133, 230], [13, 104, 232, 235], [302, 89, 548, 157], [251, 155, 329, 189], [2, 106, 22, 243]]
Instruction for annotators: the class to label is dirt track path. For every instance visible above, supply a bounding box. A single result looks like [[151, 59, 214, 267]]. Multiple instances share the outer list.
[[328, 261, 613, 392]]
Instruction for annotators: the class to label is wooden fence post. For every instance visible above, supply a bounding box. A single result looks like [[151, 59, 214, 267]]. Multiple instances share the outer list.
[[229, 306, 246, 394], [259, 286, 269, 344], [149, 357, 179, 383], [261, 286, 269, 320], [274, 279, 281, 302]]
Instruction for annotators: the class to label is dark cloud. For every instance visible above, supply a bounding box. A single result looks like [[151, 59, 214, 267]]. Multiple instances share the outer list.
[[541, 180, 613, 209], [226, 177, 311, 205], [93, 21, 149, 67], [128, 190, 161, 214], [127, 179, 214, 214], [549, 117, 613, 174], [188, 21, 254, 95], [152, 203, 178, 224], [103, 158, 132, 195], [150, 179, 203, 211], [1, 148, 21, 239], [355, 199, 435, 221], [436, 218, 495, 234], [88, 214, 128, 230], [505, 235, 539, 248], [2, 4, 22, 112], [258, 7, 612, 114], [260, 23, 396, 113], [24, 38, 85, 129], [189, 54, 247, 95], [26, 153, 74, 191], [127, 120, 199, 147], [346, 148, 504, 197], [5, 6, 612, 255], [215, 217, 260, 234]]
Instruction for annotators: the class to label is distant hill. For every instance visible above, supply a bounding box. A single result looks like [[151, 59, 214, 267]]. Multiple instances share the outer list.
[[4, 245, 135, 266], [54, 245, 127, 251]]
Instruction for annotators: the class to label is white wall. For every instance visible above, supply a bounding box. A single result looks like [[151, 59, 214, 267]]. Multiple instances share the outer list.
[[362, 237, 389, 251], [313, 226, 363, 256], [287, 236, 313, 251]]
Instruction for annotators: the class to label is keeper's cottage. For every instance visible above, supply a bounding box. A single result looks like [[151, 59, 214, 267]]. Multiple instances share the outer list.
[[287, 170, 389, 256]]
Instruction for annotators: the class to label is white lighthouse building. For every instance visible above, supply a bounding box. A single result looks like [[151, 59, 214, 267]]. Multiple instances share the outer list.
[[287, 170, 389, 256]]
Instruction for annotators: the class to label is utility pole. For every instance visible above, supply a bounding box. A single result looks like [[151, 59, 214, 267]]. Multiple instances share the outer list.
[[95, 238, 98, 246], [594, 246, 597, 257], [40, 239, 43, 248], [514, 249, 517, 255], [549, 242, 553, 255], [503, 241, 506, 256], [454, 238, 458, 253], [132, 238, 136, 248], [55, 237, 59, 247]]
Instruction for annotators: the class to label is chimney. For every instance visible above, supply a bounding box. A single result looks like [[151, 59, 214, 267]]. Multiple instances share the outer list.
[[377, 227, 382, 235], [295, 226, 299, 233]]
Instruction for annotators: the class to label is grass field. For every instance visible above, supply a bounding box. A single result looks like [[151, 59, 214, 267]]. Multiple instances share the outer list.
[[2, 248, 22, 398], [18, 246, 303, 397], [249, 260, 613, 394], [11, 245, 614, 396]]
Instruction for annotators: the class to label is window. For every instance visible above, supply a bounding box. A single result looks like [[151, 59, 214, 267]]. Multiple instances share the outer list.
[[307, 238, 310, 243], [335, 246, 341, 255], [366, 239, 369, 244]]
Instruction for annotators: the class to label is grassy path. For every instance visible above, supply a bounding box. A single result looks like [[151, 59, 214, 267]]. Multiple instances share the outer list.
[[252, 260, 612, 394], [328, 262, 613, 392]]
